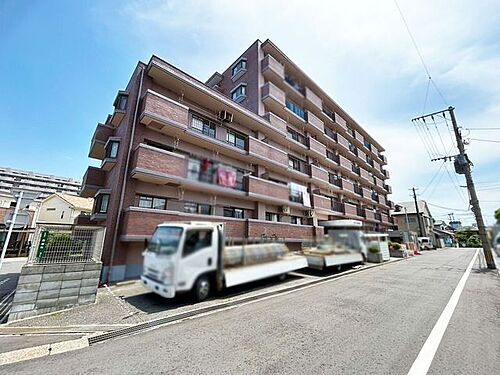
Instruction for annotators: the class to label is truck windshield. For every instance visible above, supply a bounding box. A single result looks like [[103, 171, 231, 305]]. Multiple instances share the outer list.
[[148, 226, 183, 255]]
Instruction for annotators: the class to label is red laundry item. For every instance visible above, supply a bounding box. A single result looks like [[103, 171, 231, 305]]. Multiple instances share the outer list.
[[201, 159, 211, 172], [218, 168, 237, 187]]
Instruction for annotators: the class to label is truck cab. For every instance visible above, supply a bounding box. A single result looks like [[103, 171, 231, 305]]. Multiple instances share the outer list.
[[141, 222, 222, 301]]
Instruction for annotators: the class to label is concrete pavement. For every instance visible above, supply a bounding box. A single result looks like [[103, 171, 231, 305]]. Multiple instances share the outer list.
[[3, 248, 498, 374]]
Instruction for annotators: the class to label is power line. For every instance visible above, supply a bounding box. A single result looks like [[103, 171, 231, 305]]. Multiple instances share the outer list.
[[465, 127, 500, 130], [427, 202, 471, 212], [469, 138, 500, 143], [393, 0, 448, 106]]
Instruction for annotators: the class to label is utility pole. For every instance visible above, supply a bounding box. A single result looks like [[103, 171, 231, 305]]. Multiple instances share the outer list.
[[448, 106, 495, 269], [412, 107, 496, 269], [411, 187, 425, 237], [0, 190, 23, 271]]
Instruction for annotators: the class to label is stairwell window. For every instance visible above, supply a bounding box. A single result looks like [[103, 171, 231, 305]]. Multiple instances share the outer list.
[[106, 141, 120, 159], [231, 84, 247, 103], [231, 59, 247, 78], [94, 194, 109, 214]]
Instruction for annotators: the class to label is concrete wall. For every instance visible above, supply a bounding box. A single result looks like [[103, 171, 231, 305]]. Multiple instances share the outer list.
[[9, 261, 102, 322]]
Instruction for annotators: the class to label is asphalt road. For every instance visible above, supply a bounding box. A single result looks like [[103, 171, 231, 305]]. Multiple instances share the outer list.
[[0, 258, 26, 323], [4, 249, 499, 374]]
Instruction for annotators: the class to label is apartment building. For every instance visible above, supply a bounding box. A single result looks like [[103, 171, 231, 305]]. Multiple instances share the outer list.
[[80, 39, 393, 281], [0, 166, 81, 201]]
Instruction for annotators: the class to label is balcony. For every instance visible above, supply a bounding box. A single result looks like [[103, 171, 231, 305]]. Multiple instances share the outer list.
[[360, 168, 371, 181], [344, 202, 358, 217], [247, 220, 315, 241], [248, 137, 288, 170], [382, 168, 390, 179], [371, 193, 380, 203], [342, 179, 355, 193], [387, 200, 394, 209], [306, 111, 324, 134], [263, 112, 287, 134], [310, 164, 329, 186], [326, 150, 340, 165], [365, 210, 376, 221], [247, 176, 290, 204], [313, 194, 332, 211], [261, 54, 285, 81], [334, 113, 348, 130], [80, 167, 105, 198], [88, 123, 114, 160], [130, 143, 187, 184], [339, 154, 352, 171], [324, 127, 338, 142], [381, 213, 391, 225], [261, 82, 286, 113], [305, 87, 322, 111], [336, 133, 350, 150], [308, 137, 327, 159], [140, 90, 189, 136], [374, 212, 382, 222], [109, 91, 129, 127], [356, 206, 365, 218]]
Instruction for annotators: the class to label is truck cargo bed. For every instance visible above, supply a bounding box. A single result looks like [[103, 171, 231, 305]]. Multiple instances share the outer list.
[[224, 254, 308, 288], [306, 252, 364, 270]]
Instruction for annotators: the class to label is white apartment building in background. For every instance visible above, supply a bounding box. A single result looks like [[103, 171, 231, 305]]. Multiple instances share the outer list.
[[0, 166, 81, 202]]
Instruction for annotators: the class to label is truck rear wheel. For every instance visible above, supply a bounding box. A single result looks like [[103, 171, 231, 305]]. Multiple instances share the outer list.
[[193, 275, 211, 302]]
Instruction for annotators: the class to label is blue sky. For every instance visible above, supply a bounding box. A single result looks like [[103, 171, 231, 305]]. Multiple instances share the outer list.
[[1, 0, 499, 224]]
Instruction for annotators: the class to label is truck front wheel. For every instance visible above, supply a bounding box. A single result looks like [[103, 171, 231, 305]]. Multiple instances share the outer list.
[[193, 275, 211, 302]]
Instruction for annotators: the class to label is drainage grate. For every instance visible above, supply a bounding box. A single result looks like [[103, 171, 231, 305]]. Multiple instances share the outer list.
[[88, 259, 404, 345]]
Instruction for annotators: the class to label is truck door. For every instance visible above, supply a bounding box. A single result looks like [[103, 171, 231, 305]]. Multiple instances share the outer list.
[[177, 228, 217, 292]]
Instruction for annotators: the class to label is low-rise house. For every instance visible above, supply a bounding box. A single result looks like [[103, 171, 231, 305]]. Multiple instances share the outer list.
[[36, 193, 93, 225]]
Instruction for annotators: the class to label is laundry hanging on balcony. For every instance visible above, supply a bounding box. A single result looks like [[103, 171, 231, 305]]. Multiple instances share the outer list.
[[217, 166, 237, 188]]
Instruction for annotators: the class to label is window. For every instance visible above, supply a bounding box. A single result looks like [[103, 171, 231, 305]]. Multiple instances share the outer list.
[[115, 94, 128, 111], [226, 129, 247, 150], [184, 202, 212, 215], [187, 158, 214, 183], [404, 217, 416, 223], [138, 195, 166, 210], [95, 194, 109, 214], [347, 127, 355, 138], [288, 155, 307, 173], [287, 127, 306, 145], [231, 84, 247, 102], [46, 207, 56, 211], [286, 99, 306, 120], [266, 212, 280, 222], [106, 141, 120, 159], [289, 184, 303, 203], [183, 229, 213, 257], [223, 207, 244, 219], [191, 115, 216, 138], [364, 140, 372, 151], [231, 59, 247, 77], [291, 216, 302, 225]]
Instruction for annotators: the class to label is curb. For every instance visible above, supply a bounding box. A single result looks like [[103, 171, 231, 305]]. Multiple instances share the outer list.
[[0, 337, 88, 366]]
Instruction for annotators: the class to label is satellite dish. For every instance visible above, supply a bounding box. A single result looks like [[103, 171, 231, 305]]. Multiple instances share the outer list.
[[3, 211, 30, 229]]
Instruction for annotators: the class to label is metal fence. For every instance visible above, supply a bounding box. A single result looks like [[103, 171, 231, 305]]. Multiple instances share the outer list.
[[28, 225, 105, 264]]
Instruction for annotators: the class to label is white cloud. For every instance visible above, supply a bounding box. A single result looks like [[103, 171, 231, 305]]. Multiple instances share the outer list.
[[100, 0, 500, 224]]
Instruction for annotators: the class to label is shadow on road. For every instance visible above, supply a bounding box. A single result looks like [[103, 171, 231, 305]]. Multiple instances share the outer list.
[[123, 273, 305, 314]]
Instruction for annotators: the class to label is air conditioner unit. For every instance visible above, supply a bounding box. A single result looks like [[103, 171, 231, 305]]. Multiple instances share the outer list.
[[218, 110, 234, 123], [281, 206, 291, 214], [305, 209, 315, 218]]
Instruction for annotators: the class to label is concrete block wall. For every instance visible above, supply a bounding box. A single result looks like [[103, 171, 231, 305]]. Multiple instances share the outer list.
[[9, 261, 102, 322]]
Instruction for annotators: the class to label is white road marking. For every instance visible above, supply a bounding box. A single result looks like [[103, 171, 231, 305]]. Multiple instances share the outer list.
[[0, 278, 11, 286], [407, 248, 479, 375]]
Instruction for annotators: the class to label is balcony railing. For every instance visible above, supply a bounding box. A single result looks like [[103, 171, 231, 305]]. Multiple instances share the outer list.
[[261, 54, 285, 80], [324, 127, 338, 141], [356, 206, 365, 217], [332, 201, 344, 213], [352, 165, 361, 176], [140, 90, 189, 133], [354, 185, 363, 196], [247, 176, 289, 203], [80, 167, 105, 198]]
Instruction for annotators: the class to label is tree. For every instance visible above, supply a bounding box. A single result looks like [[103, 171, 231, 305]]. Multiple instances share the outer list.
[[456, 230, 482, 248], [495, 208, 500, 224]]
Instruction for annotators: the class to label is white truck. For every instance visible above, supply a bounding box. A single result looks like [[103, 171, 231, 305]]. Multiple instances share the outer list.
[[303, 220, 368, 270], [141, 222, 308, 301]]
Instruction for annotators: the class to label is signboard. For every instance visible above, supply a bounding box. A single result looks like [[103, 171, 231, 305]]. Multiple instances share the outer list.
[[36, 230, 50, 258]]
